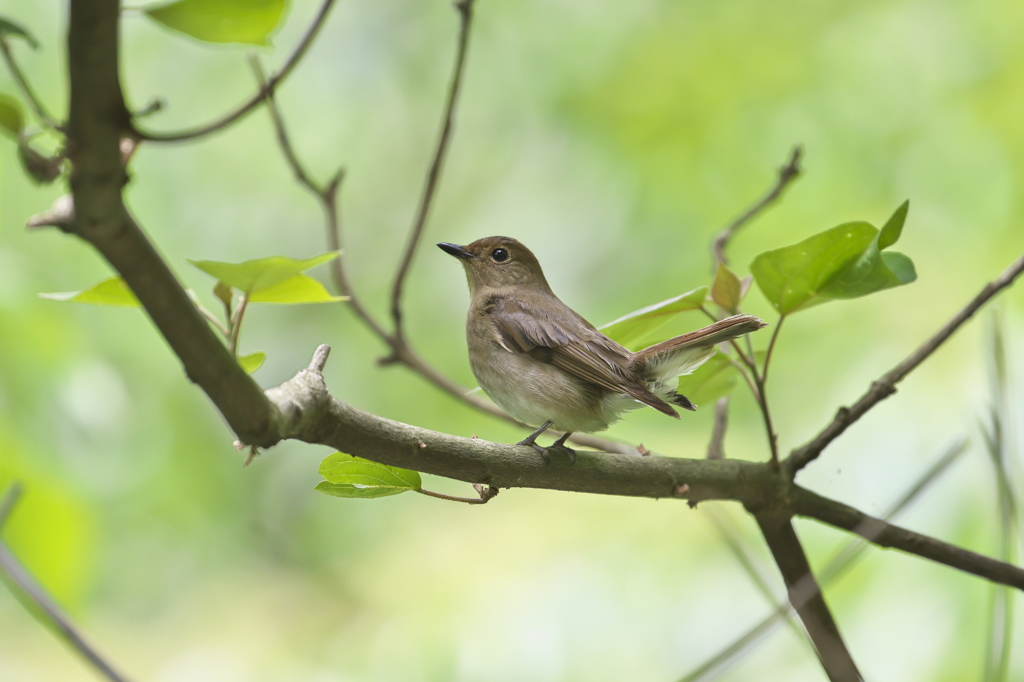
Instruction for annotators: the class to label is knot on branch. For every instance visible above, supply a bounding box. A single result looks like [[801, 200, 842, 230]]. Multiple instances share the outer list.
[[264, 345, 334, 440]]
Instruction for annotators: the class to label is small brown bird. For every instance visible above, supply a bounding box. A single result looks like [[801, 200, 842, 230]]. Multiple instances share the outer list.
[[438, 236, 766, 461]]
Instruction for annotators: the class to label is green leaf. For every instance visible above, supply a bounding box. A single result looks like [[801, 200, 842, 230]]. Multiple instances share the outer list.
[[316, 453, 421, 499], [144, 0, 289, 46], [750, 204, 915, 315], [248, 274, 347, 304], [238, 351, 265, 374], [0, 16, 40, 49], [600, 286, 709, 347], [711, 263, 743, 313], [189, 252, 339, 295], [878, 200, 909, 250], [675, 353, 738, 407], [39, 277, 140, 307], [0, 93, 24, 138]]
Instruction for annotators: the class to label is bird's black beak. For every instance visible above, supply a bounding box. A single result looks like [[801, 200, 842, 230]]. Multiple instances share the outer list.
[[437, 242, 475, 260]]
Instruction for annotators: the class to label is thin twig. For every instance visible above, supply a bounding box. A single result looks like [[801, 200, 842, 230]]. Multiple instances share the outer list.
[[707, 397, 729, 459], [388, 0, 475, 347], [711, 146, 803, 266], [135, 0, 337, 143], [754, 511, 863, 681], [0, 38, 62, 130], [0, 483, 23, 528], [416, 484, 498, 505], [680, 438, 967, 682], [786, 253, 1024, 475], [792, 486, 1024, 591], [253, 35, 639, 456], [227, 294, 248, 356], [0, 485, 132, 682]]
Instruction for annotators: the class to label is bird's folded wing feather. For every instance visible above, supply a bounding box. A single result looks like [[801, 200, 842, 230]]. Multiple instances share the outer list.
[[488, 297, 678, 417]]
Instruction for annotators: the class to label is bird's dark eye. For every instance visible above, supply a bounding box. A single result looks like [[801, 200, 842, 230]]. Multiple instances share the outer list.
[[491, 248, 510, 263]]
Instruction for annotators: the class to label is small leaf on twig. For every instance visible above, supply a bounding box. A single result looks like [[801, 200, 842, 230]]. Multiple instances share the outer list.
[[0, 93, 24, 138], [39, 277, 140, 307], [143, 0, 289, 46], [248, 274, 347, 304], [711, 263, 743, 314], [238, 351, 266, 374], [315, 452, 422, 499], [189, 252, 339, 297], [750, 202, 916, 315], [601, 287, 709, 347]]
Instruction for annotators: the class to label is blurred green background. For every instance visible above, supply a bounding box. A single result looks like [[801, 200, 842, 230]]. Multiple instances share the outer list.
[[1, 0, 1023, 680]]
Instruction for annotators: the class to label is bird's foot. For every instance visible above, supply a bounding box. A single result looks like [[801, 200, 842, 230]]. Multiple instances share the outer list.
[[546, 443, 577, 465], [516, 437, 550, 462]]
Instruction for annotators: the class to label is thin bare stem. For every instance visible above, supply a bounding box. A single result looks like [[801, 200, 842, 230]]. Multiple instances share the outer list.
[[0, 484, 132, 682], [415, 484, 498, 505], [194, 302, 230, 338], [228, 294, 248, 356], [786, 252, 1024, 475], [761, 315, 785, 384], [0, 38, 62, 130], [712, 146, 803, 266], [388, 0, 475, 346], [135, 0, 337, 143], [707, 397, 729, 459]]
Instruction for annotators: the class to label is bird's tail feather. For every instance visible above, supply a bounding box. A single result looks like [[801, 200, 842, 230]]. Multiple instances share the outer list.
[[632, 314, 767, 381]]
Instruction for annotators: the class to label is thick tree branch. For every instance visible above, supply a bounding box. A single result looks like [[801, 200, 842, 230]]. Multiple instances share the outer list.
[[786, 252, 1024, 475], [62, 0, 279, 446], [134, 0, 337, 143], [388, 0, 475, 345], [754, 511, 862, 682]]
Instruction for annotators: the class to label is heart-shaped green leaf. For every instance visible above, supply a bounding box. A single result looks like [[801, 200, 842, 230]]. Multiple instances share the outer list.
[[189, 252, 339, 296], [750, 202, 915, 315], [143, 0, 289, 46], [601, 286, 709, 347], [39, 277, 140, 307], [316, 453, 421, 499]]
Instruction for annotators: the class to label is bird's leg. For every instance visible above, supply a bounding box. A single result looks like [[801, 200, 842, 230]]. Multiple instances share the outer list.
[[517, 420, 553, 460], [547, 431, 577, 464]]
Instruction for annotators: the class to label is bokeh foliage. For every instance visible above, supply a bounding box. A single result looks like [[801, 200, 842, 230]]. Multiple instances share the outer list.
[[1, 0, 1022, 680]]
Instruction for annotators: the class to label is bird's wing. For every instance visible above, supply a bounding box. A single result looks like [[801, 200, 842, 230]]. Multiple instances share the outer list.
[[488, 296, 679, 418]]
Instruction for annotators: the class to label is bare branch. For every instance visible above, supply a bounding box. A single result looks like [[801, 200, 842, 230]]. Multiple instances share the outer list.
[[786, 252, 1024, 475], [388, 0, 475, 345], [0, 37, 62, 130], [134, 0, 337, 143], [793, 486, 1024, 591], [0, 486, 132, 682], [754, 511, 863, 682], [711, 146, 802, 266], [63, 0, 278, 446], [707, 397, 729, 459]]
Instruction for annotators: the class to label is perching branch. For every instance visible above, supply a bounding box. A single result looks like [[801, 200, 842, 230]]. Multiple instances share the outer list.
[[61, 0, 278, 446], [0, 486, 133, 682], [388, 0, 475, 347], [786, 252, 1024, 475], [253, 11, 639, 457], [134, 0, 337, 143], [711, 146, 803, 266]]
